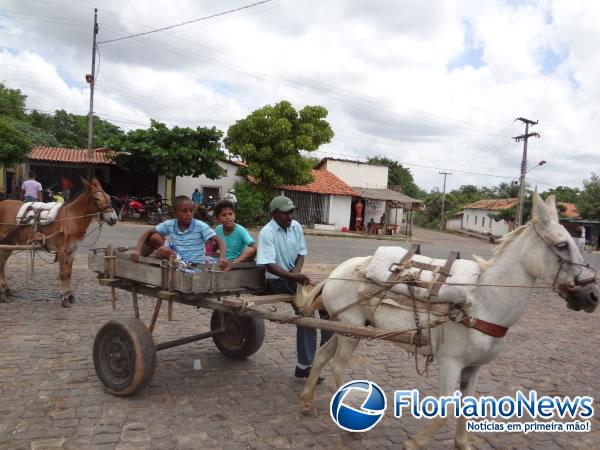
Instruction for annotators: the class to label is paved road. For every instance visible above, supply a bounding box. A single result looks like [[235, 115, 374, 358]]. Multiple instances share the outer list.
[[1, 224, 598, 449]]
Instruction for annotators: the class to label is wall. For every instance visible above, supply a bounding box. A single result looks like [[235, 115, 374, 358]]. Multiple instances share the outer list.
[[445, 216, 463, 231], [175, 161, 243, 199], [322, 160, 388, 189], [463, 208, 510, 236], [328, 195, 352, 230]]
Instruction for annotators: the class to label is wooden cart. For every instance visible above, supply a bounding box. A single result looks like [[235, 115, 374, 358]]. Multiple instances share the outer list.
[[89, 247, 426, 397]]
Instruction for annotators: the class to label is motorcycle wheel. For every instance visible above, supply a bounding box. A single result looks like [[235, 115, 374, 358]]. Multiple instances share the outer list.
[[146, 211, 160, 225]]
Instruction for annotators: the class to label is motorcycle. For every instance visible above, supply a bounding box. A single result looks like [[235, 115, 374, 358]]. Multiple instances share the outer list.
[[116, 195, 164, 225]]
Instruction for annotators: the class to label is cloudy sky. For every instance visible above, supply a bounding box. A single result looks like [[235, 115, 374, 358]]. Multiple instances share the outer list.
[[0, 0, 598, 192]]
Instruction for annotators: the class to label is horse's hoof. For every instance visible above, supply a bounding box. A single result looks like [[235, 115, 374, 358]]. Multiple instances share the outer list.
[[61, 298, 72, 308], [4, 288, 13, 297], [67, 294, 75, 304]]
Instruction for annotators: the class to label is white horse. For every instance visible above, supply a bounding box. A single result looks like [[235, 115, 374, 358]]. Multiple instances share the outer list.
[[295, 193, 598, 450]]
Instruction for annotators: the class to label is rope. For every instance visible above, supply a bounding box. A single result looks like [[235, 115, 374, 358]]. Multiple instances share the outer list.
[[0, 212, 101, 226]]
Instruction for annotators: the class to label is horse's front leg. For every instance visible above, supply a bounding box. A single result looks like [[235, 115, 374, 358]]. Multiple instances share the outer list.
[[58, 246, 76, 308], [455, 366, 481, 450], [404, 359, 461, 450], [0, 250, 12, 302]]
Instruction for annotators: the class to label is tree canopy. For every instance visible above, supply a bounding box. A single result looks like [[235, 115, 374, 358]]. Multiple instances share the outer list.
[[576, 173, 600, 219], [224, 100, 334, 194], [108, 120, 225, 179], [0, 116, 32, 167]]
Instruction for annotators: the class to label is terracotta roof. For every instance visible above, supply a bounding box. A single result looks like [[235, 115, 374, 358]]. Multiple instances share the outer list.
[[28, 147, 116, 165], [276, 170, 359, 196], [558, 202, 579, 218], [464, 198, 518, 210]]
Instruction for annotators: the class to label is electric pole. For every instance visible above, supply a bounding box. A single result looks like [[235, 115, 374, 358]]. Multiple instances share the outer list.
[[86, 8, 98, 159], [439, 171, 452, 230], [513, 117, 540, 227]]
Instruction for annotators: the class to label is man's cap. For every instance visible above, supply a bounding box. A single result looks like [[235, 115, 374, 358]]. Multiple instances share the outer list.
[[270, 195, 295, 213]]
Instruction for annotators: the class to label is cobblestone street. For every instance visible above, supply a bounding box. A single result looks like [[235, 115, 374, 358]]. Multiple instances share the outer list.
[[0, 252, 598, 450]]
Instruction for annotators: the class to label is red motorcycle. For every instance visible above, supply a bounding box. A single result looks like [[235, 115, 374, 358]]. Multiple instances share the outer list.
[[115, 195, 163, 225]]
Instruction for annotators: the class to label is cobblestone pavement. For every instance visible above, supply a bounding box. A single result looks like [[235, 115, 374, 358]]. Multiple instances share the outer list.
[[0, 253, 598, 450]]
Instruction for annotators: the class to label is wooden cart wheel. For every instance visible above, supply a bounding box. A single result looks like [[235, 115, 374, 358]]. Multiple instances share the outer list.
[[93, 318, 156, 397], [210, 311, 265, 359]]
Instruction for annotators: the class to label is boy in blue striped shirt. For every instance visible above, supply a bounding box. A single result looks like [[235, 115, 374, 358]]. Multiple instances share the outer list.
[[131, 195, 227, 270]]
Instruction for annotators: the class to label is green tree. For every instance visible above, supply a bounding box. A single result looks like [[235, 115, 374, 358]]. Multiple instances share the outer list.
[[577, 173, 600, 219], [232, 181, 268, 227], [543, 186, 580, 203], [0, 116, 32, 167], [108, 120, 225, 198], [0, 83, 26, 119], [367, 156, 425, 198], [224, 100, 334, 196]]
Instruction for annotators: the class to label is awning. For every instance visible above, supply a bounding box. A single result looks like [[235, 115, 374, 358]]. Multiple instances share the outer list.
[[352, 187, 422, 207]]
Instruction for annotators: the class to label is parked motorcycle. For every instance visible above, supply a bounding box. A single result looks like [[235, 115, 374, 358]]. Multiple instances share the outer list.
[[114, 195, 164, 225]]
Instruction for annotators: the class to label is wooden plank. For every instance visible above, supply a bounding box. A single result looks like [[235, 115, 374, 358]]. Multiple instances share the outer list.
[[222, 294, 294, 307]]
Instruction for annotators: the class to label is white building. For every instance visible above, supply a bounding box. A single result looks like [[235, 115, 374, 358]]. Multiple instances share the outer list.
[[158, 160, 244, 201], [277, 169, 358, 231], [315, 158, 422, 235], [462, 198, 518, 237]]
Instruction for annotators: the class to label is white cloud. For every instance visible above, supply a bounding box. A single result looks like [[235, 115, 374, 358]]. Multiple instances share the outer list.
[[1, 0, 598, 192]]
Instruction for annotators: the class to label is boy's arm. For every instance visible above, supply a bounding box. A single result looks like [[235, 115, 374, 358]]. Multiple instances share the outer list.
[[131, 227, 157, 262], [233, 243, 257, 264], [208, 235, 228, 270]]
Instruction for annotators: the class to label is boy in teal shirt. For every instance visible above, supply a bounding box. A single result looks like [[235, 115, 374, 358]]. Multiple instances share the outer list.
[[214, 200, 257, 263]]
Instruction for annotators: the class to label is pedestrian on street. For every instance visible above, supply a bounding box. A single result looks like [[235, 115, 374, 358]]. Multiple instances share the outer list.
[[192, 188, 203, 209], [224, 189, 237, 205], [61, 176, 73, 202], [21, 171, 42, 203], [256, 195, 332, 382]]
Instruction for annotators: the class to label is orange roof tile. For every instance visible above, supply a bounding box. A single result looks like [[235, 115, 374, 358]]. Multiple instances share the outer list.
[[558, 202, 579, 218], [464, 198, 518, 210], [276, 169, 359, 196], [28, 147, 116, 165]]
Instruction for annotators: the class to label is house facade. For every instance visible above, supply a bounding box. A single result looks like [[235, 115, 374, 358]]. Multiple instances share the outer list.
[[463, 198, 518, 236], [315, 158, 422, 235], [276, 169, 358, 231]]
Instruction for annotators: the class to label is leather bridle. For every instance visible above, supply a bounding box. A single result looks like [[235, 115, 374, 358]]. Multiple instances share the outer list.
[[88, 188, 116, 222], [532, 222, 597, 292]]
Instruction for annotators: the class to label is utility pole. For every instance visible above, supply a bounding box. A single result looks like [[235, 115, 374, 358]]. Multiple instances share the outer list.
[[86, 8, 98, 159], [513, 117, 540, 227], [439, 171, 452, 230]]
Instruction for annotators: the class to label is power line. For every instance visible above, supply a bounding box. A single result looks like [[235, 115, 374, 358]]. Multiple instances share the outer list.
[[96, 0, 274, 44]]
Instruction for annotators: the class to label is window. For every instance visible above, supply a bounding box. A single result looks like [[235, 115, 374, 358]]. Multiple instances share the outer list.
[[203, 186, 220, 202], [482, 217, 485, 228], [475, 216, 478, 225]]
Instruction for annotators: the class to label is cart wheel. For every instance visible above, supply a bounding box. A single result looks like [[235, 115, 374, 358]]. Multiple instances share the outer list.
[[93, 318, 156, 396], [210, 311, 265, 359]]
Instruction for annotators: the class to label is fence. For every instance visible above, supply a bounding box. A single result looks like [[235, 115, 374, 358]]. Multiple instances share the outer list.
[[283, 191, 329, 226]]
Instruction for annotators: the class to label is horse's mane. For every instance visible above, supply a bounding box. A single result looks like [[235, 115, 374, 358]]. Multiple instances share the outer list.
[[473, 223, 531, 271]]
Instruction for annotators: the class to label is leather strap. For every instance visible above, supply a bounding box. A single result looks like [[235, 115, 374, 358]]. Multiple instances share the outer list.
[[460, 316, 509, 338]]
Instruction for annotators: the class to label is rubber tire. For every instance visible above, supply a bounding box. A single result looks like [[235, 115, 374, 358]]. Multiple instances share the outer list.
[[210, 311, 265, 360], [93, 318, 156, 397], [146, 211, 160, 225]]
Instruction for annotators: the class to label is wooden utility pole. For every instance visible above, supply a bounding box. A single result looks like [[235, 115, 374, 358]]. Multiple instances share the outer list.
[[86, 8, 98, 159], [439, 171, 452, 230], [513, 118, 540, 226]]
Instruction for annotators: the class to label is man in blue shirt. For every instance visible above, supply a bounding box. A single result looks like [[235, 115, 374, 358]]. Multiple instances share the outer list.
[[131, 195, 226, 270], [256, 195, 332, 381]]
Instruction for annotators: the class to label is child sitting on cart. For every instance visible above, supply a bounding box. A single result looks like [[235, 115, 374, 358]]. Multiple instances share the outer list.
[[213, 199, 256, 264], [131, 195, 227, 271]]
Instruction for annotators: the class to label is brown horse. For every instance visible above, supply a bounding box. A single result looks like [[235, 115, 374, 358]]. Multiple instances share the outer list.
[[0, 178, 118, 307]]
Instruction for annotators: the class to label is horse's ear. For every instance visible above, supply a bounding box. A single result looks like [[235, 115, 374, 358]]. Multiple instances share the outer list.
[[544, 194, 559, 223], [532, 190, 550, 225], [80, 177, 90, 189]]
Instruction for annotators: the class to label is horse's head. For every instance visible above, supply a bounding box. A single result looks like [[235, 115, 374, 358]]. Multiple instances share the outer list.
[[82, 178, 118, 226], [527, 192, 598, 312]]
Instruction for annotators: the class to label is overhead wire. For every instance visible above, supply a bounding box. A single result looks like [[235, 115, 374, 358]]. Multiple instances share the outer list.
[[96, 0, 275, 44]]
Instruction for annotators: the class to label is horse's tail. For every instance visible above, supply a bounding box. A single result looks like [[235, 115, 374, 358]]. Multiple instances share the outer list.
[[294, 280, 326, 314]]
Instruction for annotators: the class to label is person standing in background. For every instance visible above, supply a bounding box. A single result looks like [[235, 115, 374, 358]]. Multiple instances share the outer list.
[[21, 171, 42, 203], [61, 176, 73, 202], [192, 188, 203, 209]]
